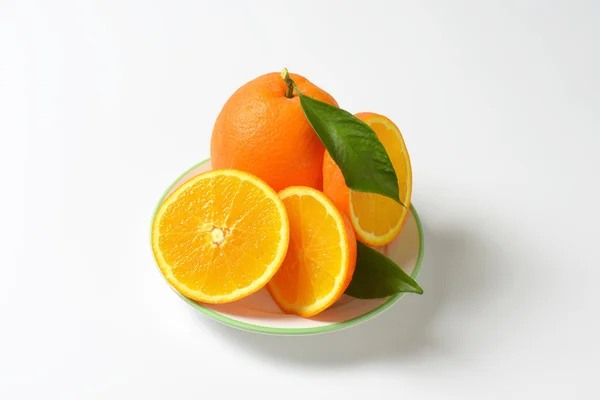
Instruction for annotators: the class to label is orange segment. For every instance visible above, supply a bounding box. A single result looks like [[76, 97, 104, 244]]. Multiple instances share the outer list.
[[151, 169, 289, 304], [323, 112, 412, 246], [268, 187, 357, 317]]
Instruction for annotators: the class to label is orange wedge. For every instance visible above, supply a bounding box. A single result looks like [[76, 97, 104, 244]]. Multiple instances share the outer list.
[[267, 187, 357, 317], [323, 112, 412, 246], [151, 169, 289, 304]]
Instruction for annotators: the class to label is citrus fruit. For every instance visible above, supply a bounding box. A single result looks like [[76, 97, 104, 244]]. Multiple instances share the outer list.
[[323, 112, 412, 246], [267, 186, 357, 317], [151, 169, 290, 304], [210, 72, 338, 192]]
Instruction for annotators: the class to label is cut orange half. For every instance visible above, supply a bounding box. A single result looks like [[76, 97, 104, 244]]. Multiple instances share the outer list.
[[323, 112, 412, 246], [267, 187, 357, 318], [151, 169, 289, 304]]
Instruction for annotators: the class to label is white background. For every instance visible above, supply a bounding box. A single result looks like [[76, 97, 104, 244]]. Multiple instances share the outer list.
[[2, 0, 599, 398]]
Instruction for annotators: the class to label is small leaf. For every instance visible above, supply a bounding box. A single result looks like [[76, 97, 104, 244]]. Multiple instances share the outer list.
[[296, 91, 403, 206], [345, 242, 423, 299]]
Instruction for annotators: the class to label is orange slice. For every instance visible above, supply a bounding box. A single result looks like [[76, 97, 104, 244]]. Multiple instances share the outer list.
[[267, 187, 357, 317], [151, 169, 289, 304], [323, 112, 412, 246]]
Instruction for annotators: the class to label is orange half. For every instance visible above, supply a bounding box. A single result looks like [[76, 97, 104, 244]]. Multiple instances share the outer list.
[[323, 112, 412, 246], [151, 169, 289, 304], [268, 186, 357, 318]]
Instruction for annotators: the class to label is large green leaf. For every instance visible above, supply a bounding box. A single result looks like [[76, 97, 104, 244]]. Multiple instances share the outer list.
[[296, 91, 403, 206], [345, 242, 423, 299]]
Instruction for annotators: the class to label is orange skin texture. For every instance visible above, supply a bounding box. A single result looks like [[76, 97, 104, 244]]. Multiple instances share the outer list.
[[322, 149, 351, 218], [340, 214, 357, 294], [322, 113, 381, 219], [210, 72, 338, 192]]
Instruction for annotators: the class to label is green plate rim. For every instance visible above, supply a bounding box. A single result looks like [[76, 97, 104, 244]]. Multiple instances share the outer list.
[[150, 158, 425, 335]]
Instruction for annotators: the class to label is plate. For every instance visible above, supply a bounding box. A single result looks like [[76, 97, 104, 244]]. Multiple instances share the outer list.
[[151, 159, 424, 335]]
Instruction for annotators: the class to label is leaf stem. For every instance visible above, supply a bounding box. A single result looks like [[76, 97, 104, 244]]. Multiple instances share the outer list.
[[280, 68, 294, 98]]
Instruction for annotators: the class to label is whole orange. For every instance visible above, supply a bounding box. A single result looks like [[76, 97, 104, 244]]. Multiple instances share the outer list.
[[210, 72, 338, 192]]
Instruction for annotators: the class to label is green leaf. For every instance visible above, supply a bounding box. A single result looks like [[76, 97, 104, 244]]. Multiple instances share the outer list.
[[345, 242, 423, 299], [296, 91, 403, 206]]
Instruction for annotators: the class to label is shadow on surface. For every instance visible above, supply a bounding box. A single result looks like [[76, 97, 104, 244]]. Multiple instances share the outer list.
[[199, 223, 500, 366]]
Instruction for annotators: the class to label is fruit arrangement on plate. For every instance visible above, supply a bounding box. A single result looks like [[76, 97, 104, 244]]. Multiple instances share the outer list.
[[151, 69, 422, 320]]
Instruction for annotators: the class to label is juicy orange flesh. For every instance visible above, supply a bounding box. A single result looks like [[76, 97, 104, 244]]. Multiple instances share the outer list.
[[350, 121, 409, 235], [270, 194, 342, 307], [157, 174, 284, 296]]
